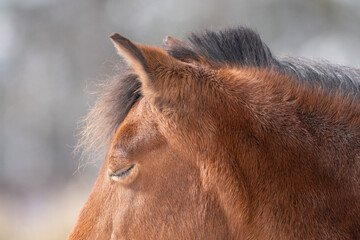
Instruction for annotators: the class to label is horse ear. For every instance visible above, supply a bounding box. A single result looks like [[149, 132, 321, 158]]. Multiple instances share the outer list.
[[110, 33, 188, 98], [163, 36, 184, 48], [109, 33, 151, 87], [163, 35, 215, 67]]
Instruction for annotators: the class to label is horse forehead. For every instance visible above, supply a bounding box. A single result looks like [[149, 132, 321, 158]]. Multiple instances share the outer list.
[[118, 97, 152, 128], [112, 97, 158, 151], [128, 97, 154, 121]]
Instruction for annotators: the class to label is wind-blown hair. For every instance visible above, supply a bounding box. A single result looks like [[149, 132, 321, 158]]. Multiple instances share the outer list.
[[75, 68, 141, 164]]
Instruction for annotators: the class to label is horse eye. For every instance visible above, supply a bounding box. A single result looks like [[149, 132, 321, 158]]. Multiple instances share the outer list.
[[109, 164, 137, 182]]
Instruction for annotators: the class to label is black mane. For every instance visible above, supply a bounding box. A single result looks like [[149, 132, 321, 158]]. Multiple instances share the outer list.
[[277, 58, 360, 97], [168, 27, 274, 67], [168, 27, 360, 96]]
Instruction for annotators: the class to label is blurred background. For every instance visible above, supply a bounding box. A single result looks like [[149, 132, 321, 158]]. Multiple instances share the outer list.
[[0, 0, 359, 239]]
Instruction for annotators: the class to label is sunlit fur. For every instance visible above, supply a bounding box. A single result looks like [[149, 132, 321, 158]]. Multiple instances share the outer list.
[[70, 27, 360, 239]]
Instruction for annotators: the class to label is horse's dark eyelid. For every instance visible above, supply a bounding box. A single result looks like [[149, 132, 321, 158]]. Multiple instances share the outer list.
[[110, 164, 135, 179]]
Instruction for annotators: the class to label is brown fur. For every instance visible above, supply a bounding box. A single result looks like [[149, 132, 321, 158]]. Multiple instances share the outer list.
[[69, 30, 360, 239]]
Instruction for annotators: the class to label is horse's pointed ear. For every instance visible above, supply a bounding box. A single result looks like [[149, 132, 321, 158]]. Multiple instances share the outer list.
[[163, 35, 210, 66], [109, 33, 151, 85], [110, 33, 206, 114], [163, 36, 184, 48], [110, 33, 182, 97]]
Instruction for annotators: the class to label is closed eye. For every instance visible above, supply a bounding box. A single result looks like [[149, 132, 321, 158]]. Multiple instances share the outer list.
[[109, 164, 136, 181]]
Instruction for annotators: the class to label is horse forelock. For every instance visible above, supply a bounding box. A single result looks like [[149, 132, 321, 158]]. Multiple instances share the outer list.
[[75, 69, 142, 164]]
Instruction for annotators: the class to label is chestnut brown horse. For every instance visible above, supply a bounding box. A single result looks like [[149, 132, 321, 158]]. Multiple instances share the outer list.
[[69, 27, 360, 239]]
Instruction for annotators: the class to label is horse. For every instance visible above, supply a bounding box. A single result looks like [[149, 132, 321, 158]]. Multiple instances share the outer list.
[[68, 27, 360, 239]]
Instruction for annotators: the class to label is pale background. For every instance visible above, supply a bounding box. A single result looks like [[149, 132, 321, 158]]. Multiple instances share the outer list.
[[1, 0, 359, 239]]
